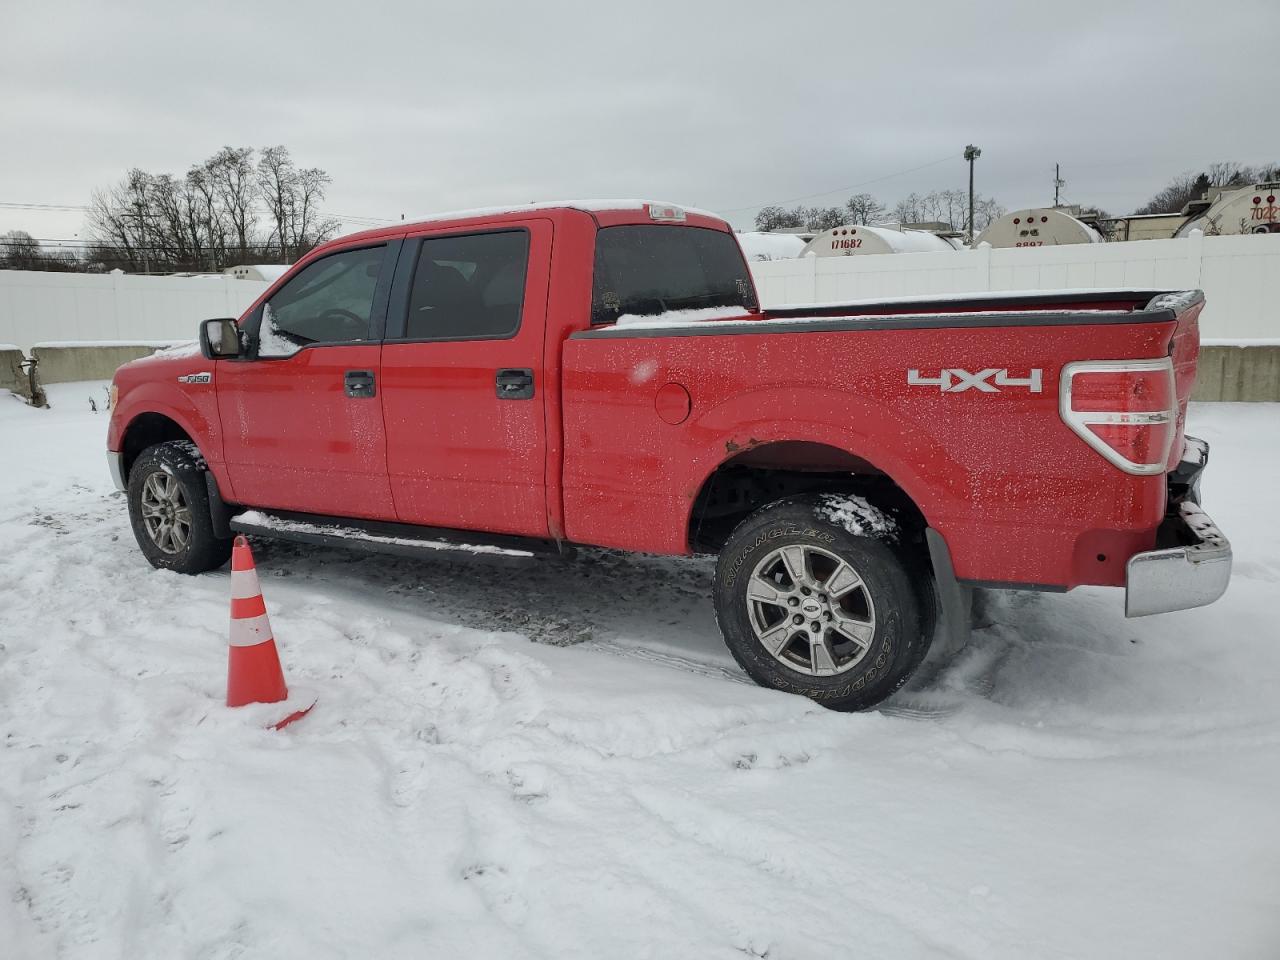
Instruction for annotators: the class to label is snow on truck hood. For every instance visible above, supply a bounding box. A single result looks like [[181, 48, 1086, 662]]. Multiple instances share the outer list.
[[110, 340, 203, 379]]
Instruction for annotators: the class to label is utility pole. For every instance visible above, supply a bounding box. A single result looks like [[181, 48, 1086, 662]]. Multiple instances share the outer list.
[[130, 202, 150, 274], [1054, 163, 1065, 207], [964, 145, 981, 243]]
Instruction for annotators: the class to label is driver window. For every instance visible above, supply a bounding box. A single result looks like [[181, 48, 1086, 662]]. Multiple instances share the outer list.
[[258, 245, 385, 357]]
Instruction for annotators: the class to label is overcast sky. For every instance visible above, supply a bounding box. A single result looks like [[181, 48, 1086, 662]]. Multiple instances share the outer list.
[[2, 0, 1277, 245]]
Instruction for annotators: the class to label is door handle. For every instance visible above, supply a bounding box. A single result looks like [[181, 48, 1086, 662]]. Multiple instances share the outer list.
[[344, 369, 376, 399], [495, 368, 534, 400]]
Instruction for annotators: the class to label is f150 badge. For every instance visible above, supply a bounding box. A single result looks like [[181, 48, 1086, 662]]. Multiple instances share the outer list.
[[177, 372, 212, 384], [907, 368, 1043, 393]]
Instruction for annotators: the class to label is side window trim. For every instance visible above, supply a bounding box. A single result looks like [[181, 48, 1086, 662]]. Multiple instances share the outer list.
[[384, 226, 531, 344], [367, 238, 404, 343], [241, 240, 400, 359]]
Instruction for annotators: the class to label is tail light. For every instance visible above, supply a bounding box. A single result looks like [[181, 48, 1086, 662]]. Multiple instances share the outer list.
[[1060, 358, 1176, 475]]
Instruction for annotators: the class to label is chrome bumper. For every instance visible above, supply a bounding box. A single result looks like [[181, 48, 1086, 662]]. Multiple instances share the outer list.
[[1125, 500, 1231, 618], [107, 451, 126, 492]]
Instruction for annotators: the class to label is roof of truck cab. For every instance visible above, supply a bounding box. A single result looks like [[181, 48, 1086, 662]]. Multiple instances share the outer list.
[[324, 200, 732, 250]]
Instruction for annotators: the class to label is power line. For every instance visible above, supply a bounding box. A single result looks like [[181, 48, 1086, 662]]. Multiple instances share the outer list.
[[0, 201, 89, 211], [718, 154, 958, 214]]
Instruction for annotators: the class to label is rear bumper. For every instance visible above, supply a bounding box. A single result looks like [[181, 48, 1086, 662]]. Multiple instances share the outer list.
[[1125, 438, 1231, 617]]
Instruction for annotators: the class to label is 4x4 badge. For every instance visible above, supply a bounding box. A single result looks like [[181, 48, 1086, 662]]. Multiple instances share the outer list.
[[908, 368, 1042, 393]]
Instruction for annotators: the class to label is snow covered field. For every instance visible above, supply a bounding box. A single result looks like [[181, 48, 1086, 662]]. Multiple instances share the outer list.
[[3, 384, 1278, 960]]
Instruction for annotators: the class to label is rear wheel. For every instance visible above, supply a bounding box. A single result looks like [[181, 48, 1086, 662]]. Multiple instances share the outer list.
[[713, 495, 932, 711], [127, 442, 232, 573]]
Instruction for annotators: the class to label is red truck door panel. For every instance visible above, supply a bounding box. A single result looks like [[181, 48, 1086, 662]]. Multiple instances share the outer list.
[[379, 221, 551, 537], [217, 242, 399, 519]]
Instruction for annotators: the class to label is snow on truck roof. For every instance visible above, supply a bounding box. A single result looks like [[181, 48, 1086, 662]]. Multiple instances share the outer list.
[[358, 200, 728, 234]]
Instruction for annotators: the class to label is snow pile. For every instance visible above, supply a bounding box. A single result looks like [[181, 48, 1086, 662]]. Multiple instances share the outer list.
[[1, 386, 1279, 958], [735, 232, 807, 261]]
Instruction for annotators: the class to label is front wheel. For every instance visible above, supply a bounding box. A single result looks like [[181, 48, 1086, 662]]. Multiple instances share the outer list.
[[713, 495, 933, 711], [126, 442, 232, 574]]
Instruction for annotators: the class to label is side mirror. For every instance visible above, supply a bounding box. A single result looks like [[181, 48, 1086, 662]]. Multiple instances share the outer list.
[[200, 318, 242, 359]]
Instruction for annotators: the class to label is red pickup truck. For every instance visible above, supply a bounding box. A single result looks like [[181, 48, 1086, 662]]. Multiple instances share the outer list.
[[107, 200, 1231, 710]]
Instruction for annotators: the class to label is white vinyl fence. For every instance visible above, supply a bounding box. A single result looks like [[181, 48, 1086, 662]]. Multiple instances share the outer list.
[[749, 232, 1280, 340], [0, 270, 269, 353], [2, 232, 1277, 351]]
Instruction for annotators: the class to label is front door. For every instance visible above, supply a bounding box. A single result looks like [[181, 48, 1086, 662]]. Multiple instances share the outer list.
[[380, 222, 551, 537], [217, 241, 399, 520]]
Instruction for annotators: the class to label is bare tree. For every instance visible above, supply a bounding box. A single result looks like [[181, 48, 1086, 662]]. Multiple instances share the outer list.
[[209, 147, 258, 262], [257, 145, 297, 261], [972, 196, 1005, 232], [1, 230, 43, 269], [892, 192, 924, 225], [83, 145, 338, 272], [257, 147, 339, 261], [802, 206, 846, 231], [754, 205, 805, 231], [1, 231, 82, 272], [292, 166, 339, 255], [844, 193, 885, 225], [1205, 161, 1250, 188]]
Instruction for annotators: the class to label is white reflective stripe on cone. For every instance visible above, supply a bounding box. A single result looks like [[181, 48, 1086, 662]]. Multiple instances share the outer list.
[[231, 568, 262, 600], [229, 613, 273, 647]]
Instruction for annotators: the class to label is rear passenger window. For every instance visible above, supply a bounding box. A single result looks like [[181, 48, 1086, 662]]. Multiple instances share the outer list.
[[402, 230, 529, 341]]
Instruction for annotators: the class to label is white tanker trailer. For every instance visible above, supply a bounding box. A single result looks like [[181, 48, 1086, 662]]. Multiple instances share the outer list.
[[1175, 182, 1280, 237], [801, 224, 964, 257], [975, 208, 1104, 248]]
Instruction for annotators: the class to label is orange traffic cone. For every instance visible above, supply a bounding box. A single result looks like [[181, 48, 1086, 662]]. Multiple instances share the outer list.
[[227, 535, 312, 728]]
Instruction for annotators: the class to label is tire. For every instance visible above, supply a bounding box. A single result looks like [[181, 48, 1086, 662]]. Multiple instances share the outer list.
[[713, 494, 933, 711], [127, 441, 232, 574]]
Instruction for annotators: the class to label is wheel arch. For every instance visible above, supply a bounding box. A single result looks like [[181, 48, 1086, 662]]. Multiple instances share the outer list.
[[685, 438, 934, 555], [120, 412, 197, 483]]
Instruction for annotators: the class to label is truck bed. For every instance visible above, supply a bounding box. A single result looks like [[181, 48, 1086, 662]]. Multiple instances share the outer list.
[[560, 289, 1203, 591]]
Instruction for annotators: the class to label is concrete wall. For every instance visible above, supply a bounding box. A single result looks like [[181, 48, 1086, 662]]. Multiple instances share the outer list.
[[1192, 345, 1280, 401], [1, 346, 27, 396], [30, 343, 179, 385], [0, 270, 269, 353], [749, 231, 1280, 340]]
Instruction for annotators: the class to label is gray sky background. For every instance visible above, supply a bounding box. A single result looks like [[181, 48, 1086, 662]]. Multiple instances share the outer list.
[[2, 0, 1277, 244]]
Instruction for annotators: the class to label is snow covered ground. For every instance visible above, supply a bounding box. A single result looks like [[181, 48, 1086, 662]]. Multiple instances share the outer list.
[[3, 383, 1279, 960]]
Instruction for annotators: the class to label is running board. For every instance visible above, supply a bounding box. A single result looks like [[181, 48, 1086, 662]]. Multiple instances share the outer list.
[[228, 509, 565, 561]]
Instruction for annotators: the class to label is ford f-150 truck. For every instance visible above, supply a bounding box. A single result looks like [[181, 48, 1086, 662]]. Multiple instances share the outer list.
[[107, 200, 1231, 710]]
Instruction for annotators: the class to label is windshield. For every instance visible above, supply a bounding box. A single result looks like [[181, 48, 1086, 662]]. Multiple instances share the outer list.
[[591, 225, 755, 324]]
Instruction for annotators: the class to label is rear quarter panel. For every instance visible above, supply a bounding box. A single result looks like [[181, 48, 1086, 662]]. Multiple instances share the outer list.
[[561, 318, 1180, 588]]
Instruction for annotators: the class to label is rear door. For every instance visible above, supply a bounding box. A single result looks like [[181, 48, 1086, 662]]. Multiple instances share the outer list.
[[379, 221, 551, 537], [217, 241, 400, 519]]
